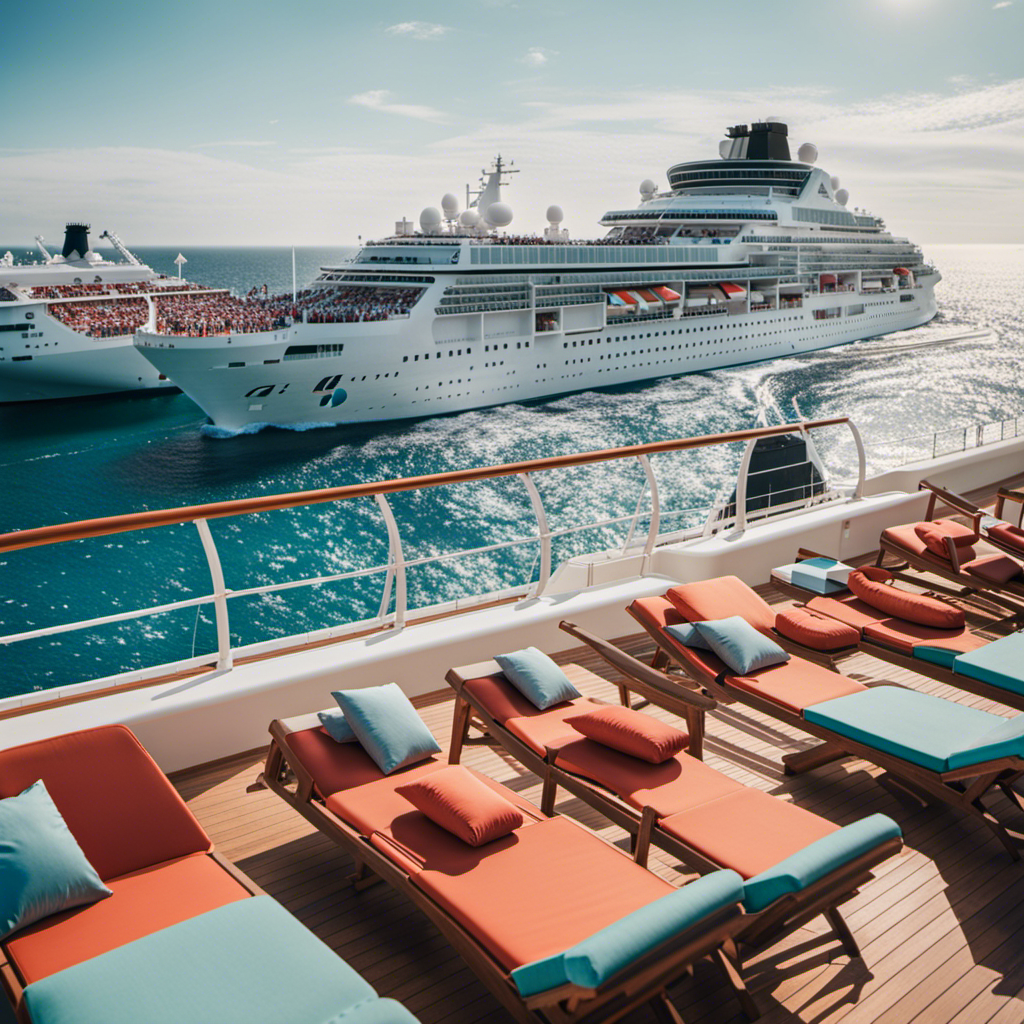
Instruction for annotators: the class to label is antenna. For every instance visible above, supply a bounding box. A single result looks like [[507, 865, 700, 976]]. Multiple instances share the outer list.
[[466, 154, 519, 210]]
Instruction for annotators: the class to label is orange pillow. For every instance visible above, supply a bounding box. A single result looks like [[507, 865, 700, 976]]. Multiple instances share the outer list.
[[914, 519, 977, 559], [396, 766, 523, 847], [962, 553, 1024, 584], [775, 607, 860, 651], [566, 705, 688, 764], [846, 569, 965, 629]]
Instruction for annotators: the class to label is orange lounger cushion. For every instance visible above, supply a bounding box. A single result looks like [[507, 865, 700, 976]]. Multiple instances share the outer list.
[[846, 569, 965, 629], [4, 852, 250, 985], [0, 725, 210, 882], [659, 788, 839, 879], [805, 594, 889, 630], [988, 522, 1024, 555], [883, 522, 976, 565], [862, 619, 978, 656], [775, 607, 860, 651], [566, 705, 688, 764], [726, 660, 866, 715], [630, 597, 730, 679], [283, 725, 394, 798], [666, 577, 776, 634], [554, 739, 741, 818], [914, 519, 979, 558], [962, 553, 1024, 584]]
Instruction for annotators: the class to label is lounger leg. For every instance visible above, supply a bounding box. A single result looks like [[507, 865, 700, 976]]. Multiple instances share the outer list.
[[652, 648, 670, 672], [715, 941, 760, 1021], [825, 906, 861, 958], [972, 804, 1022, 861], [877, 772, 931, 808], [651, 992, 686, 1024], [618, 683, 633, 708], [541, 771, 558, 816], [782, 742, 848, 775], [449, 697, 472, 764], [633, 806, 657, 868]]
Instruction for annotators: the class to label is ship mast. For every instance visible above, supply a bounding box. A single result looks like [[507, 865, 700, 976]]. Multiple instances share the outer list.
[[465, 155, 520, 212], [99, 229, 142, 266]]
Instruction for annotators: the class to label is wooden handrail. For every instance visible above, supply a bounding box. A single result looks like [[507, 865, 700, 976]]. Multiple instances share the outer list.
[[0, 417, 848, 555]]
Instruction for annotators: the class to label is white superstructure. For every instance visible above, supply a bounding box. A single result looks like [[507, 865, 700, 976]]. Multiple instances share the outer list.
[[134, 123, 940, 433], [0, 223, 224, 402]]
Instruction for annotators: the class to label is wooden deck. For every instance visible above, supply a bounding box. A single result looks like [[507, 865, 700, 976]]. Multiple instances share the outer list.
[[172, 578, 1024, 1024]]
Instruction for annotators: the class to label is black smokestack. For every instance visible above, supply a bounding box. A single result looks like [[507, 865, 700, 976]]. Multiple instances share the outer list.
[[62, 222, 91, 259]]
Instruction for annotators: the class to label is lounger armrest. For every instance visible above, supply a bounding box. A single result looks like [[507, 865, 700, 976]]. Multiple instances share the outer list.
[[510, 869, 744, 998], [742, 814, 902, 914]]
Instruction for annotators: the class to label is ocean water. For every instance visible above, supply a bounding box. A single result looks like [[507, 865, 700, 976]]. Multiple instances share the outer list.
[[1, 243, 1021, 698]]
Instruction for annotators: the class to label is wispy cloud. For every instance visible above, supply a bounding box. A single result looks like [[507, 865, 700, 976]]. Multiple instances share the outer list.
[[993, 2, 1012, 9], [348, 89, 449, 123], [521, 47, 556, 67], [385, 21, 450, 40], [191, 140, 276, 149]]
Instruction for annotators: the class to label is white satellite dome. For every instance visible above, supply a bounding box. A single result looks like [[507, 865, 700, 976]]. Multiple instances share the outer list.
[[546, 205, 564, 225], [483, 202, 513, 228], [441, 193, 460, 219], [797, 142, 818, 165], [830, 175, 841, 192], [639, 178, 657, 199], [835, 188, 849, 207], [718, 140, 731, 159], [766, 115, 783, 123], [419, 207, 442, 232], [459, 209, 480, 228]]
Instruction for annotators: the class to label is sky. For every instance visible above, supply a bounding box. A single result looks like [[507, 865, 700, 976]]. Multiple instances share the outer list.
[[2, 0, 1022, 246]]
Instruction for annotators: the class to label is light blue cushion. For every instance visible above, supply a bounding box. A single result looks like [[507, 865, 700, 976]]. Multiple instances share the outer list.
[[21, 896, 418, 1024], [510, 869, 743, 997], [318, 707, 357, 743], [952, 632, 1024, 697], [0, 780, 111, 940], [693, 616, 790, 675], [947, 713, 1024, 770], [803, 686, 1009, 772], [493, 647, 582, 710], [664, 622, 712, 650], [329, 999, 421, 1024], [913, 645, 959, 670], [332, 684, 441, 775], [742, 814, 902, 913]]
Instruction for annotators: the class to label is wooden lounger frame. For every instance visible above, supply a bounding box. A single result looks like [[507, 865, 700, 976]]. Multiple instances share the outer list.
[[446, 621, 901, 961], [627, 603, 1024, 862], [255, 719, 757, 1024]]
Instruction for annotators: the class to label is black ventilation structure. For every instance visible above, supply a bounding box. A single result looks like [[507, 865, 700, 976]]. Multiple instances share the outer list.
[[62, 222, 91, 259], [726, 122, 791, 161]]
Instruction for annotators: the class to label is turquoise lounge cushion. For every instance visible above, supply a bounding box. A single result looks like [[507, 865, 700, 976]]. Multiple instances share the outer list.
[[693, 616, 790, 675], [318, 707, 357, 743], [952, 632, 1024, 697], [913, 645, 960, 670], [510, 869, 743, 998], [332, 684, 441, 775], [664, 622, 712, 650], [947, 713, 1024, 771], [21, 896, 418, 1024], [332, 999, 421, 1023], [493, 647, 582, 710], [803, 686, 1010, 772], [0, 780, 111, 940], [742, 814, 902, 913]]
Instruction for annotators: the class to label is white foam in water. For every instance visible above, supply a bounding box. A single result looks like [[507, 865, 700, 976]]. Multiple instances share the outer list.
[[200, 420, 337, 438]]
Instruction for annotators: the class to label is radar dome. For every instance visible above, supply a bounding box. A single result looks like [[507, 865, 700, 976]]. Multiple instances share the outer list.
[[441, 193, 460, 219], [797, 142, 818, 164], [484, 202, 513, 228], [459, 209, 480, 228], [419, 207, 442, 232], [639, 178, 657, 199], [718, 140, 731, 159], [546, 205, 564, 225], [766, 115, 783, 123], [830, 175, 841, 192], [835, 188, 849, 206]]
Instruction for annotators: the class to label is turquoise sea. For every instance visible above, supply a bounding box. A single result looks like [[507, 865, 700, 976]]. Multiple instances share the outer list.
[[1, 243, 1021, 698]]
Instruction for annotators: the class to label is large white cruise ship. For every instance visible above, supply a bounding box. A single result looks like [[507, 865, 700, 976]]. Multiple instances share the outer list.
[[134, 121, 939, 432], [0, 223, 226, 402]]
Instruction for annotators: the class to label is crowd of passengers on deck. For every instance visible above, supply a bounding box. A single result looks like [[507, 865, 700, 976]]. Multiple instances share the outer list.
[[49, 298, 149, 337], [29, 280, 205, 300]]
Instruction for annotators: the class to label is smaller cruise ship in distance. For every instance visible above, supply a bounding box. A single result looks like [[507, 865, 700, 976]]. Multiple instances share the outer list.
[[0, 224, 226, 403], [133, 120, 940, 432]]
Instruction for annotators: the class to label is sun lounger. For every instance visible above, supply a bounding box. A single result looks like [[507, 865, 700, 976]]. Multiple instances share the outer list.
[[0, 724, 418, 1024], [258, 709, 758, 1022], [446, 624, 902, 960], [628, 577, 1024, 859], [919, 479, 1024, 562]]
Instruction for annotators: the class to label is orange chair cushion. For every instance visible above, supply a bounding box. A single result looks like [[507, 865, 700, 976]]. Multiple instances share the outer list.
[[659, 788, 839, 879], [913, 519, 978, 559], [629, 597, 730, 680], [396, 766, 524, 847], [4, 853, 249, 985], [725, 659, 866, 714], [962, 553, 1024, 584], [554, 740, 742, 818], [846, 568, 965, 629], [0, 725, 211, 881], [775, 608, 860, 651], [862, 619, 970, 655], [565, 705, 688, 764], [283, 725, 391, 798], [806, 594, 889, 629], [666, 577, 776, 634], [883, 522, 976, 567], [988, 522, 1024, 555]]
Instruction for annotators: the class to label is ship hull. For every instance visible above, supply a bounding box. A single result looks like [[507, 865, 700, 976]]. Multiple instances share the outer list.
[[136, 277, 939, 432]]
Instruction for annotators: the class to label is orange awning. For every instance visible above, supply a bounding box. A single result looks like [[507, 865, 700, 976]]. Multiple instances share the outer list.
[[654, 286, 681, 301], [819, 274, 837, 285], [636, 289, 661, 303], [612, 290, 638, 304], [893, 267, 910, 276], [719, 282, 746, 297]]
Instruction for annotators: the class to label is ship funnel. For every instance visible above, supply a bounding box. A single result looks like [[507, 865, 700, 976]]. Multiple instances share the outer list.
[[62, 222, 91, 259]]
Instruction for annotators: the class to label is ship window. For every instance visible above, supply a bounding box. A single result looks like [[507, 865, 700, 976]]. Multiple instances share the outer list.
[[403, 356, 408, 362]]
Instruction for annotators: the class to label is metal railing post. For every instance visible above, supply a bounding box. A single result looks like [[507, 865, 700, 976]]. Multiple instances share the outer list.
[[194, 518, 233, 671], [846, 420, 867, 500], [733, 438, 758, 532], [521, 473, 551, 596], [637, 455, 661, 568], [374, 494, 407, 629]]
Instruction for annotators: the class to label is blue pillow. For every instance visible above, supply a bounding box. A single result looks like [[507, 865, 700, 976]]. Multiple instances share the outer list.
[[493, 647, 582, 710], [693, 616, 790, 675], [317, 707, 356, 743], [0, 780, 112, 939], [664, 622, 711, 650], [332, 684, 441, 775]]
